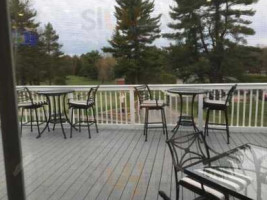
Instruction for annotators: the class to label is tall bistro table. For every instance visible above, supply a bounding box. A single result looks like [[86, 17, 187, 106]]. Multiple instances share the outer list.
[[38, 89, 74, 139], [185, 144, 267, 200], [167, 88, 208, 133]]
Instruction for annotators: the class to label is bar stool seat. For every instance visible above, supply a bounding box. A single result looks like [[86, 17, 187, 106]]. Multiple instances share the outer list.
[[141, 100, 166, 108], [69, 100, 94, 108], [18, 101, 47, 108]]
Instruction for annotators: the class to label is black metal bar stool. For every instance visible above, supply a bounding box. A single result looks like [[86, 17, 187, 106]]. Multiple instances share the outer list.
[[17, 87, 49, 138], [68, 86, 99, 138], [203, 84, 237, 144], [135, 84, 168, 141]]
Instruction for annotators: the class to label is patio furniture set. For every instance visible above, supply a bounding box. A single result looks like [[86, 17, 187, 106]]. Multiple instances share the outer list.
[[17, 86, 99, 139], [135, 84, 265, 200], [17, 84, 266, 200], [134, 84, 237, 144]]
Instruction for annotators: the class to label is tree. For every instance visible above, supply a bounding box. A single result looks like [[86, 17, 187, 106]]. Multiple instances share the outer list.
[[259, 47, 267, 73], [166, 0, 258, 83], [96, 57, 116, 83], [103, 0, 161, 83], [9, 0, 41, 85], [40, 22, 64, 84], [9, 0, 39, 31], [78, 51, 102, 79], [140, 47, 176, 83], [166, 45, 209, 83]]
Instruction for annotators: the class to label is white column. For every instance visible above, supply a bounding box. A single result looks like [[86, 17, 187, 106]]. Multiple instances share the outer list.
[[129, 89, 135, 124]]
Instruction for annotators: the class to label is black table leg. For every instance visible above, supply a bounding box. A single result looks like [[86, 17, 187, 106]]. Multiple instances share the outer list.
[[172, 94, 183, 135], [173, 93, 199, 134], [58, 94, 66, 139], [52, 96, 57, 131], [38, 95, 52, 138]]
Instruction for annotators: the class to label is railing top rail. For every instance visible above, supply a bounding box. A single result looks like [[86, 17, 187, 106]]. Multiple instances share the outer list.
[[17, 83, 267, 91]]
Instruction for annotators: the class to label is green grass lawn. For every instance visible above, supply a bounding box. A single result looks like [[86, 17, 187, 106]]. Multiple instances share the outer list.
[[66, 76, 115, 85]]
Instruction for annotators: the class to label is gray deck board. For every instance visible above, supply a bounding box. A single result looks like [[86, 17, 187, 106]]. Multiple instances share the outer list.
[[0, 126, 267, 200]]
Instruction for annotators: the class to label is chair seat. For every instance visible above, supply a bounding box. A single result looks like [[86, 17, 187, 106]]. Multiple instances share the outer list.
[[195, 168, 251, 192], [18, 101, 47, 108], [69, 100, 94, 108], [180, 177, 225, 200], [204, 99, 228, 110], [141, 100, 165, 108]]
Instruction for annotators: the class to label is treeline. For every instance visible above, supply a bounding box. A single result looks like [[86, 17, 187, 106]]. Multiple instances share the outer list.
[[10, 0, 267, 85], [72, 51, 116, 83], [103, 0, 263, 84]]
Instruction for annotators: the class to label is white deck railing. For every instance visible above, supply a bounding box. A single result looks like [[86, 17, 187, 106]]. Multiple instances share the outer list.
[[17, 83, 267, 132]]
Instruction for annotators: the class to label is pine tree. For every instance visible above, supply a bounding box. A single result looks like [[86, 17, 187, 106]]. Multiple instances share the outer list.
[[40, 23, 64, 84], [9, 0, 39, 31], [9, 0, 41, 85], [41, 23, 63, 56], [78, 51, 102, 80], [166, 0, 258, 83], [103, 0, 161, 83]]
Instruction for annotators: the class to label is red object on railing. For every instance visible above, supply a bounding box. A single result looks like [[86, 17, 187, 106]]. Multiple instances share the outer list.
[[116, 78, 125, 85]]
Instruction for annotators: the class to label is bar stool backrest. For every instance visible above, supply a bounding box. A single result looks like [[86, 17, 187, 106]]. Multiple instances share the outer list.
[[225, 84, 237, 106], [167, 131, 210, 173], [87, 85, 99, 106], [167, 131, 210, 199], [16, 87, 33, 105], [134, 84, 153, 105]]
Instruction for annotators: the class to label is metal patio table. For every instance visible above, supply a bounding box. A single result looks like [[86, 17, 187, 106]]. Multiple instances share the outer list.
[[38, 89, 75, 139], [167, 88, 208, 133], [185, 144, 267, 200]]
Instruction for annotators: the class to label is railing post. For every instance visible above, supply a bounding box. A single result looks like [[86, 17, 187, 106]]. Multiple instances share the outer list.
[[129, 88, 135, 124], [198, 94, 204, 131]]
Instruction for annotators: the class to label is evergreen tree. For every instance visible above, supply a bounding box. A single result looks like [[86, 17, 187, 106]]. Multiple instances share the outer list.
[[40, 23, 64, 84], [41, 23, 63, 56], [9, 0, 39, 31], [166, 0, 258, 83], [78, 51, 102, 80], [9, 0, 41, 85], [103, 0, 161, 83]]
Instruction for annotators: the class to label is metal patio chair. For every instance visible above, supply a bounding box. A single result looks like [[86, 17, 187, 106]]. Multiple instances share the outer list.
[[17, 87, 49, 138], [134, 84, 168, 141], [203, 84, 237, 144], [68, 85, 99, 138], [159, 131, 227, 200]]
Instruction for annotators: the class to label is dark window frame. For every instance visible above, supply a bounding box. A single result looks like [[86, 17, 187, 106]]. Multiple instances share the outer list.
[[0, 0, 26, 199]]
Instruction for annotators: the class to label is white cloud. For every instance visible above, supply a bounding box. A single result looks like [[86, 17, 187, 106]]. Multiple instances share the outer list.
[[32, 0, 267, 55]]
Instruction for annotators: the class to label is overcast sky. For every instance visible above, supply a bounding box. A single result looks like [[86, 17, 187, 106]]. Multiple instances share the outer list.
[[32, 0, 267, 55]]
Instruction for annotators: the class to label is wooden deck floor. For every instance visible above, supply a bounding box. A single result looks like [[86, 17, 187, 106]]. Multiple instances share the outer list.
[[0, 125, 267, 200]]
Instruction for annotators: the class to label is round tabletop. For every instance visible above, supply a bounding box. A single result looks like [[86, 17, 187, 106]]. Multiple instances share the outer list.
[[167, 88, 209, 95], [38, 90, 74, 96]]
